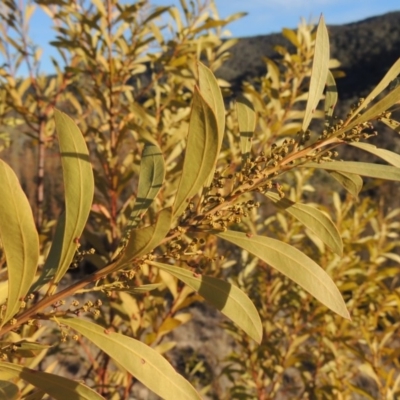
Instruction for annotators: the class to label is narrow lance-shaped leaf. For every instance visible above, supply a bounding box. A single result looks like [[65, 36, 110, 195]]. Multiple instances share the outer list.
[[59, 317, 201, 400], [328, 171, 363, 198], [236, 95, 256, 162], [173, 87, 219, 218], [198, 62, 226, 187], [334, 84, 400, 139], [0, 160, 39, 327], [264, 192, 342, 256], [112, 207, 172, 271], [349, 58, 400, 120], [127, 142, 165, 229], [349, 142, 400, 168], [148, 261, 262, 343], [302, 15, 330, 132], [44, 110, 94, 288], [216, 230, 350, 319], [0, 362, 105, 400], [324, 70, 337, 127], [198, 61, 225, 148], [305, 161, 400, 181]]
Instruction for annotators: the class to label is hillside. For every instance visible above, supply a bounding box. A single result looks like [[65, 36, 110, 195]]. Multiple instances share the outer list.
[[219, 10, 400, 102]]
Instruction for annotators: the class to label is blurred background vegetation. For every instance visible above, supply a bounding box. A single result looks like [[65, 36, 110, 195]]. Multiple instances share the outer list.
[[1, 1, 400, 398]]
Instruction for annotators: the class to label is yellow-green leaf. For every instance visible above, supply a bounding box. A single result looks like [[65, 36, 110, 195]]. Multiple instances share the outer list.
[[216, 230, 350, 319], [324, 70, 337, 126], [128, 142, 165, 229], [113, 207, 172, 270], [328, 171, 363, 198], [0, 380, 18, 400], [236, 95, 256, 161], [59, 317, 201, 400], [349, 58, 400, 120], [198, 62, 225, 148], [173, 87, 219, 218], [306, 161, 400, 181], [302, 15, 330, 132], [0, 160, 39, 326], [349, 142, 400, 167], [264, 192, 342, 256], [48, 110, 94, 286], [148, 261, 262, 343], [0, 362, 104, 400]]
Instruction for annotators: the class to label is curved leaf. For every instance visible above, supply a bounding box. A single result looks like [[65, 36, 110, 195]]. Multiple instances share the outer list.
[[113, 207, 172, 270], [349, 58, 400, 119], [264, 192, 342, 256], [149, 261, 262, 343], [236, 95, 256, 161], [173, 87, 219, 218], [306, 161, 400, 181], [198, 62, 225, 148], [0, 160, 39, 326], [329, 171, 363, 198], [59, 317, 201, 400], [39, 110, 94, 288], [349, 142, 400, 167], [0, 362, 104, 400], [127, 142, 165, 229], [302, 15, 330, 132], [216, 230, 350, 319], [324, 70, 337, 127]]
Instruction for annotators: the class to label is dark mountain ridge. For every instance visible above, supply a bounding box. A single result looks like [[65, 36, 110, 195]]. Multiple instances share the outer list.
[[219, 10, 400, 101]]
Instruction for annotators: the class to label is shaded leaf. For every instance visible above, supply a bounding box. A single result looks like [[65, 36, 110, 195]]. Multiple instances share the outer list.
[[306, 161, 400, 181], [236, 95, 256, 162], [173, 87, 219, 218], [380, 116, 400, 133], [302, 15, 330, 132], [113, 208, 172, 270], [0, 380, 18, 400], [0, 362, 104, 400], [198, 62, 225, 148], [149, 261, 262, 343], [0, 160, 39, 326], [328, 171, 363, 198], [127, 142, 165, 229], [59, 317, 201, 400], [324, 70, 337, 127], [349, 142, 400, 167], [264, 192, 342, 256], [216, 230, 350, 319]]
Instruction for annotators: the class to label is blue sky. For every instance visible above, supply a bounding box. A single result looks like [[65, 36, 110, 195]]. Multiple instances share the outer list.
[[8, 0, 400, 74]]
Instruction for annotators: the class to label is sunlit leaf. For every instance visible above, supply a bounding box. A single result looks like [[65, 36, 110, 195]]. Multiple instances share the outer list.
[[349, 58, 400, 119], [32, 110, 94, 291], [328, 171, 363, 198], [113, 208, 172, 270], [236, 95, 256, 161], [0, 160, 39, 326], [216, 230, 350, 319], [349, 142, 400, 167], [306, 161, 400, 181], [0, 362, 104, 400], [148, 261, 263, 343], [264, 192, 342, 256], [59, 317, 201, 400], [127, 142, 165, 229], [302, 15, 330, 132], [380, 116, 400, 133], [173, 87, 219, 218]]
